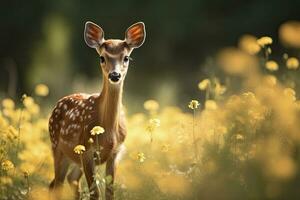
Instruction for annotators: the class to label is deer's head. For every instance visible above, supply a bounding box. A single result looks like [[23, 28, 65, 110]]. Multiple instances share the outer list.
[[84, 21, 146, 85]]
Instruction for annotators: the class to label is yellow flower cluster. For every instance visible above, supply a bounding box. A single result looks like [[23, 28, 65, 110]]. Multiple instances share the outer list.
[[34, 84, 49, 96], [73, 145, 86, 154], [198, 79, 210, 90], [143, 100, 159, 112], [137, 152, 146, 163], [286, 57, 299, 69], [90, 126, 105, 135], [257, 36, 273, 47], [239, 34, 261, 55], [188, 100, 200, 110], [1, 160, 14, 171], [265, 60, 279, 71]]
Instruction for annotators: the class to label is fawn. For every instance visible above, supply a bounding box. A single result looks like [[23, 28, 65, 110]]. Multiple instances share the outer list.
[[48, 21, 146, 200]]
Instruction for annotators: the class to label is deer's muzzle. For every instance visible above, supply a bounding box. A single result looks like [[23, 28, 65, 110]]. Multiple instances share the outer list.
[[108, 72, 121, 83]]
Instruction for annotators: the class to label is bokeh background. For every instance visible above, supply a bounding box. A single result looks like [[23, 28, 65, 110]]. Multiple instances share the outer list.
[[2, 1, 300, 200], [1, 0, 300, 110]]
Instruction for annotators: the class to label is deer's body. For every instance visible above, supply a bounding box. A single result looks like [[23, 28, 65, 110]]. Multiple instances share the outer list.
[[49, 92, 126, 164], [49, 21, 145, 200]]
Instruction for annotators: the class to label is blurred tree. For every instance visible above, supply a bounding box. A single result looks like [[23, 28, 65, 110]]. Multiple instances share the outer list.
[[1, 0, 300, 106]]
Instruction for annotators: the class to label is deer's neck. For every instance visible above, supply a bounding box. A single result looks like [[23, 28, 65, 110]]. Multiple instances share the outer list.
[[98, 77, 123, 132]]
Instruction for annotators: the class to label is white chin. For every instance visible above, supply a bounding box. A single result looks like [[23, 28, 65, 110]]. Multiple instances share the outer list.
[[109, 79, 121, 85]]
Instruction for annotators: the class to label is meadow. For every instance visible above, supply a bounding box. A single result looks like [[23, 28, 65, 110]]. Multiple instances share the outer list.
[[1, 21, 300, 200]]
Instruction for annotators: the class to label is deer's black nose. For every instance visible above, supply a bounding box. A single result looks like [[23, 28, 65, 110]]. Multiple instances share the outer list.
[[108, 72, 121, 82]]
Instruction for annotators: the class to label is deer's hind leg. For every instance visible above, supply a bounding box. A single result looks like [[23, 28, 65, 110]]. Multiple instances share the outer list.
[[67, 165, 83, 200], [49, 148, 71, 200]]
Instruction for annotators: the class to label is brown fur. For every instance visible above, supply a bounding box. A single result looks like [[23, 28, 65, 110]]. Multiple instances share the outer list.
[[49, 21, 145, 200]]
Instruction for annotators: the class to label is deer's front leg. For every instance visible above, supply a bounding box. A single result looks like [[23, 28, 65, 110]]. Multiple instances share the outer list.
[[105, 154, 116, 200], [82, 152, 100, 200]]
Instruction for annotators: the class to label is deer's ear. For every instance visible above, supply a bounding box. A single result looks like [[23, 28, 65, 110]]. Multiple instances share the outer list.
[[125, 22, 146, 48], [84, 21, 104, 48]]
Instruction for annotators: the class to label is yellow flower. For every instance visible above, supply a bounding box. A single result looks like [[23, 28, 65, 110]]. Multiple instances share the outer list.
[[23, 96, 34, 108], [0, 176, 13, 186], [88, 138, 94, 144], [23, 171, 29, 178], [143, 100, 159, 111], [279, 21, 300, 48], [198, 79, 210, 90], [149, 118, 160, 127], [161, 144, 170, 152], [1, 160, 14, 171], [236, 134, 244, 140], [263, 75, 277, 86], [284, 88, 296, 101], [265, 60, 279, 71], [90, 126, 105, 135], [73, 145, 86, 154], [205, 100, 218, 110], [215, 82, 227, 95], [257, 36, 273, 47], [238, 34, 261, 55], [2, 98, 15, 110], [137, 152, 146, 163], [188, 100, 200, 110], [34, 84, 49, 96], [286, 57, 299, 69]]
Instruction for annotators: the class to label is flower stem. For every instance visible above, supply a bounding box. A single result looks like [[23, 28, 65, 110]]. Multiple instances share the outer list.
[[192, 110, 198, 161]]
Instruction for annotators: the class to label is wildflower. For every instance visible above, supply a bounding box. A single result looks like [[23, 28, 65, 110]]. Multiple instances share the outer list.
[[198, 79, 210, 90], [149, 118, 160, 127], [279, 21, 300, 48], [283, 53, 289, 60], [161, 144, 170, 152], [205, 100, 218, 110], [284, 88, 296, 101], [236, 134, 244, 140], [23, 96, 34, 108], [257, 36, 273, 47], [0, 176, 13, 186], [263, 75, 277, 86], [23, 171, 29, 178], [90, 126, 105, 135], [28, 104, 40, 115], [137, 152, 146, 163], [215, 81, 227, 95], [188, 100, 200, 110], [217, 48, 258, 75], [238, 34, 261, 55], [88, 138, 94, 144], [146, 118, 160, 132], [265, 60, 279, 71], [2, 98, 15, 109], [21, 94, 27, 101], [34, 84, 49, 96], [7, 125, 18, 140], [73, 145, 86, 154], [286, 57, 299, 69], [143, 100, 159, 111], [1, 160, 14, 171]]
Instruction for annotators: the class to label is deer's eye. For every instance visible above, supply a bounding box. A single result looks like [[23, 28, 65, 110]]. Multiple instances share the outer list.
[[100, 56, 105, 64], [124, 56, 130, 63]]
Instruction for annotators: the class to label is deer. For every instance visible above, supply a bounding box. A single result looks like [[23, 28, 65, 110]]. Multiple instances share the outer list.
[[48, 21, 146, 200]]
